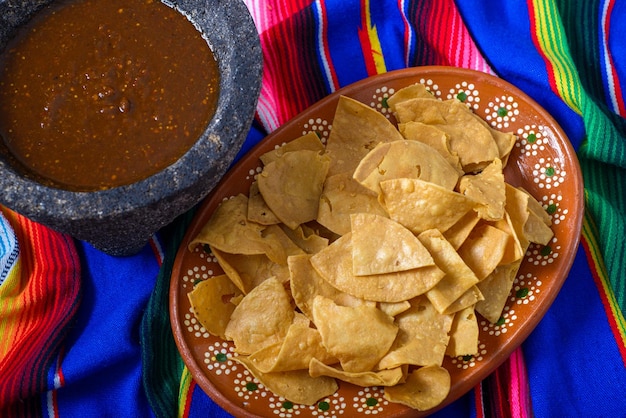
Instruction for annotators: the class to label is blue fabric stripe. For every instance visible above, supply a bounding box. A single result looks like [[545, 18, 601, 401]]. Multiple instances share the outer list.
[[0, 212, 18, 287]]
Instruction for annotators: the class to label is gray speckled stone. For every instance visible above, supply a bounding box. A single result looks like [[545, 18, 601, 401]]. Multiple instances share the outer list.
[[0, 0, 262, 256]]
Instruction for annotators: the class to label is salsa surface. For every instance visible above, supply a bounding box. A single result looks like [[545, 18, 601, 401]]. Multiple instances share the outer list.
[[0, 0, 219, 191]]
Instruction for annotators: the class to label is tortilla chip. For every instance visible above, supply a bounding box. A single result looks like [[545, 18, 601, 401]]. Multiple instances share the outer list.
[[224, 277, 294, 354], [504, 184, 532, 250], [524, 210, 554, 245], [311, 295, 398, 373], [278, 224, 329, 254], [380, 178, 478, 235], [418, 229, 480, 314], [387, 82, 435, 112], [383, 366, 451, 411], [247, 181, 281, 225], [187, 275, 242, 340], [443, 210, 481, 250], [471, 114, 517, 164], [249, 313, 337, 373], [457, 223, 511, 280], [353, 140, 460, 194], [399, 121, 462, 171], [325, 96, 404, 177], [211, 247, 291, 294], [288, 254, 374, 321], [310, 233, 445, 303], [258, 149, 330, 229], [189, 194, 288, 265], [260, 131, 325, 166], [441, 285, 484, 315], [234, 355, 338, 405], [309, 358, 405, 387], [520, 187, 552, 226], [317, 171, 388, 235], [475, 262, 521, 323], [490, 213, 525, 265], [458, 158, 506, 221], [350, 213, 434, 276], [393, 98, 499, 172], [378, 300, 411, 317], [446, 306, 479, 357], [377, 297, 453, 369]]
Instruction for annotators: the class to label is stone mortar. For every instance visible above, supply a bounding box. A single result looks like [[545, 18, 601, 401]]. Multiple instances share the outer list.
[[0, 0, 262, 256]]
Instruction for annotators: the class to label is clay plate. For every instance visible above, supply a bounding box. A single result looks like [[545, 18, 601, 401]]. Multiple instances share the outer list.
[[170, 66, 584, 417]]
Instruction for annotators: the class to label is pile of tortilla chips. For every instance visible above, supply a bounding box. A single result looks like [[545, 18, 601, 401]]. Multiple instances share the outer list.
[[187, 84, 553, 411]]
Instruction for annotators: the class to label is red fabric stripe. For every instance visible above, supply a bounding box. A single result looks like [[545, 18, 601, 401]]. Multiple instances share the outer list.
[[257, 0, 329, 126], [604, 0, 626, 116], [182, 380, 197, 418], [0, 211, 80, 416], [581, 235, 626, 367], [357, 0, 378, 76]]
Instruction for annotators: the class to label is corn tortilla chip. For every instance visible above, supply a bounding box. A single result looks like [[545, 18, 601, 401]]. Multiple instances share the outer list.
[[211, 247, 291, 294], [393, 98, 499, 172], [309, 358, 405, 387], [387, 82, 435, 112], [443, 210, 481, 250], [418, 229, 480, 314], [310, 233, 445, 303], [288, 254, 373, 321], [249, 313, 337, 373], [260, 131, 325, 166], [258, 149, 330, 229], [311, 295, 398, 373], [317, 171, 388, 235], [458, 158, 506, 221], [325, 96, 404, 177], [377, 297, 453, 370], [383, 365, 451, 411], [457, 223, 511, 280], [446, 306, 479, 357], [350, 213, 434, 276], [353, 140, 460, 194], [441, 285, 484, 315], [234, 355, 338, 405], [380, 178, 479, 235], [399, 121, 462, 171], [475, 262, 521, 324], [187, 275, 242, 340], [224, 277, 294, 354], [247, 181, 281, 225]]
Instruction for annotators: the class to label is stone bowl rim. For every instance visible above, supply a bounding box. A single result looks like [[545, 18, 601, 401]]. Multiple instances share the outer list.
[[0, 0, 261, 221]]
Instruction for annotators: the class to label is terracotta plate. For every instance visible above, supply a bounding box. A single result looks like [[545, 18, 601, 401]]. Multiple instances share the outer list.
[[170, 66, 584, 417]]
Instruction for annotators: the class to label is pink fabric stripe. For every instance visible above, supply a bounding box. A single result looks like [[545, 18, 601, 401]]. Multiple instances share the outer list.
[[508, 346, 533, 418]]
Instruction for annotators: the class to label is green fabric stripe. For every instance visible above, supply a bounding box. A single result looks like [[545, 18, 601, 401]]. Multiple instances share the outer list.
[[540, 0, 626, 313], [545, 2, 584, 108], [140, 209, 196, 418]]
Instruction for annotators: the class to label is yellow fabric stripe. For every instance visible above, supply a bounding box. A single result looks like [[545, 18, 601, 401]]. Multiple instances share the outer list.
[[0, 257, 22, 358], [364, 0, 386, 74], [531, 0, 584, 114], [178, 366, 194, 418]]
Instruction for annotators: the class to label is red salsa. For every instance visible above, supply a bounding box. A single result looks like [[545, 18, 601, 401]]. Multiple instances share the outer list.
[[0, 0, 219, 191]]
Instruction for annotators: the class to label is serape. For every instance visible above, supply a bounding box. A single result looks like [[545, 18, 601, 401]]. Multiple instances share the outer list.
[[1, 0, 625, 417]]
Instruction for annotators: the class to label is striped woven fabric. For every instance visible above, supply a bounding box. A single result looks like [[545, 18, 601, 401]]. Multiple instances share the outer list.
[[0, 208, 81, 417], [1, 0, 626, 417]]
